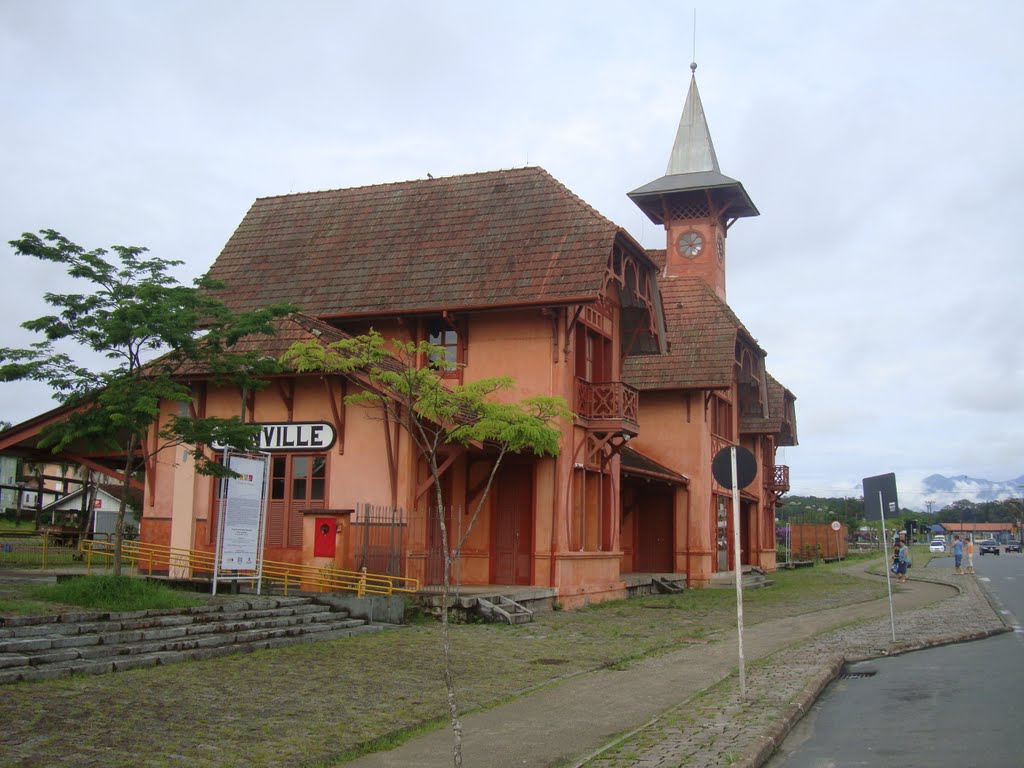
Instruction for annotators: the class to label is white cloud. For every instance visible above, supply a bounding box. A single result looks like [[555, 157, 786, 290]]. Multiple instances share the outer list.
[[1, 0, 1023, 504]]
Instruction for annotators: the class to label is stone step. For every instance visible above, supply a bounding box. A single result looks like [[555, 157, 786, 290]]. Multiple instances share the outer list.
[[0, 598, 325, 638], [0, 603, 344, 653], [0, 596, 378, 685]]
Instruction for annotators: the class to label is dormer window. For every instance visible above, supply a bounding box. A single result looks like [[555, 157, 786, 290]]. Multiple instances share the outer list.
[[425, 317, 465, 379]]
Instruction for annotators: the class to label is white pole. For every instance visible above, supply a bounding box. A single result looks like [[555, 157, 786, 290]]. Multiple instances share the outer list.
[[880, 491, 896, 641], [731, 447, 746, 700]]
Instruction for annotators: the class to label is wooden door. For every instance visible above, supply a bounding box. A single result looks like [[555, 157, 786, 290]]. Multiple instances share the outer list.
[[493, 463, 533, 585], [635, 489, 673, 572], [740, 500, 752, 567]]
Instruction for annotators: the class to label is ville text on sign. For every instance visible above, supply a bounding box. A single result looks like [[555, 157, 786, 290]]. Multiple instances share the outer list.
[[212, 422, 336, 453]]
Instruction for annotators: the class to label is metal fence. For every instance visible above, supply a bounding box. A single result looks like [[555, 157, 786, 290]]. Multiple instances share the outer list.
[[351, 504, 462, 587], [351, 504, 409, 577], [0, 530, 85, 569]]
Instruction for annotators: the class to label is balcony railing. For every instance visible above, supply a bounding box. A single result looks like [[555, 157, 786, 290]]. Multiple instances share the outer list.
[[767, 464, 790, 492], [575, 378, 639, 435]]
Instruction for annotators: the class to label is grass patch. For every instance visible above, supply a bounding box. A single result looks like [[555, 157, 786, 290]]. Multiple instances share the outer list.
[[0, 596, 55, 615], [28, 574, 202, 612], [0, 518, 32, 531]]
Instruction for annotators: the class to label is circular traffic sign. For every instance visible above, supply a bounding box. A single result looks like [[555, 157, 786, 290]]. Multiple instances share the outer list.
[[712, 446, 757, 489], [831, 521, 841, 532]]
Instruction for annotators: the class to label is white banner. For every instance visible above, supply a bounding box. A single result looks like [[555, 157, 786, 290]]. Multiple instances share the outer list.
[[219, 455, 266, 571]]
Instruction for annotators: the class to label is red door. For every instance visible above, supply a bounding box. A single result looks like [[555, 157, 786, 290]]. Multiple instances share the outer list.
[[635, 489, 673, 572], [493, 463, 533, 585], [740, 500, 752, 567]]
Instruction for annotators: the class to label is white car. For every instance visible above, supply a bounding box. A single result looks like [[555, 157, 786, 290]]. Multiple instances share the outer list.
[[929, 539, 946, 553]]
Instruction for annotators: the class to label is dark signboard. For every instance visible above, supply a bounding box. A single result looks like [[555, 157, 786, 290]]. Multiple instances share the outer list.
[[862, 472, 899, 521], [712, 446, 758, 490]]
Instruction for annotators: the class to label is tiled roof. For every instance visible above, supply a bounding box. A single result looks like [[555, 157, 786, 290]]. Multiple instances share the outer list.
[[620, 446, 688, 485], [740, 373, 788, 434], [230, 312, 351, 360], [206, 167, 633, 318], [169, 313, 352, 377], [623, 273, 759, 391], [769, 373, 798, 446]]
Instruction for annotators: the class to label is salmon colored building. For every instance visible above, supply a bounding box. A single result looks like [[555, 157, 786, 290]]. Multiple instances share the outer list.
[[618, 68, 797, 586], [0, 68, 797, 605]]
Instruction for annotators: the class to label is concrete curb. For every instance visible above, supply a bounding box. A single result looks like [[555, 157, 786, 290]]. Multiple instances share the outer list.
[[737, 656, 843, 768]]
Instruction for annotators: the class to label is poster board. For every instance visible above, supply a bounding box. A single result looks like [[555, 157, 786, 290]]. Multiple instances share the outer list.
[[213, 451, 270, 595]]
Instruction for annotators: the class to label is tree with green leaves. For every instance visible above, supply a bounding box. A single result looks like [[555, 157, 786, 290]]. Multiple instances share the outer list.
[[283, 329, 571, 768], [0, 230, 293, 574]]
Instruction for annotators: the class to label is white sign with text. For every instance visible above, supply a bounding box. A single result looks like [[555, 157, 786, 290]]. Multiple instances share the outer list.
[[219, 455, 267, 571], [212, 422, 336, 453]]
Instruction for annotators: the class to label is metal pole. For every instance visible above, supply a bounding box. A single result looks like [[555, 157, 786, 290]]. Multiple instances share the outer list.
[[880, 492, 896, 642], [731, 447, 746, 700]]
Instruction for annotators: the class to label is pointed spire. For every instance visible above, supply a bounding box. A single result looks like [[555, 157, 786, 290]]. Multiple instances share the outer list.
[[665, 63, 721, 176], [628, 63, 758, 226]]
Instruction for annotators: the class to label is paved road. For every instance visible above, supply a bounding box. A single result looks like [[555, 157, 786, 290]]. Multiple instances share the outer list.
[[765, 553, 1024, 768]]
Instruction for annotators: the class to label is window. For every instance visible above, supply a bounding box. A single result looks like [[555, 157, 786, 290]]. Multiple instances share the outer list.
[[575, 325, 612, 382], [710, 395, 733, 440], [426, 318, 464, 377]]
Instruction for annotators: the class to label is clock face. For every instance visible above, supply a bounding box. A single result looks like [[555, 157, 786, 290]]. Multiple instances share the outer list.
[[716, 234, 725, 264], [677, 231, 704, 258]]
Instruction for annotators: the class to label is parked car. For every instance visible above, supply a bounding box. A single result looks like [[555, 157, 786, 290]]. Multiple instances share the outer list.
[[979, 539, 1000, 556], [929, 539, 946, 553], [1005, 540, 1022, 553]]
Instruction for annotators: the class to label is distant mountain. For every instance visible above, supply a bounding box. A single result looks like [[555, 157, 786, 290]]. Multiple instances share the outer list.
[[921, 474, 1024, 506]]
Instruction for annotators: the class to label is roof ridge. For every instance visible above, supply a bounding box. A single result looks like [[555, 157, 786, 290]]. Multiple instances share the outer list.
[[253, 165, 551, 202], [532, 169, 622, 231]]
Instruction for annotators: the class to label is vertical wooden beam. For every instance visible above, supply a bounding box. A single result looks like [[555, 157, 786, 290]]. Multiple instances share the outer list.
[[276, 379, 296, 422], [323, 376, 346, 455]]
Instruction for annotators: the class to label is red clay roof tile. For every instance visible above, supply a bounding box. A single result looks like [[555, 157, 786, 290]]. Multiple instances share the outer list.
[[207, 167, 628, 317], [624, 275, 747, 391]]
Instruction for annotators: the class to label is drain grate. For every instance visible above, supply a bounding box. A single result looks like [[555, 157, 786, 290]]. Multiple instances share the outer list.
[[839, 670, 877, 679]]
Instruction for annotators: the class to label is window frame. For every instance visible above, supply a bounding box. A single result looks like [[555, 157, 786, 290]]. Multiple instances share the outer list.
[[424, 317, 466, 381]]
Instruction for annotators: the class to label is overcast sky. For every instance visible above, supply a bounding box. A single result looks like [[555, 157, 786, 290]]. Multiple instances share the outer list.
[[2, 1, 1022, 510]]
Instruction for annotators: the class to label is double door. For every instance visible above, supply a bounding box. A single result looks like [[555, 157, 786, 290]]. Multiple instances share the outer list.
[[492, 463, 533, 585]]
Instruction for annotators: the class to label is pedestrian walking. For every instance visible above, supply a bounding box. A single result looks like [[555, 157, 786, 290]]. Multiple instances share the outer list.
[[896, 537, 910, 583], [965, 537, 975, 574], [952, 534, 965, 575]]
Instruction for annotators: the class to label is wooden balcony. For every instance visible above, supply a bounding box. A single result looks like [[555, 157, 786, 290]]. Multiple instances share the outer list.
[[575, 378, 640, 437], [767, 464, 790, 493]]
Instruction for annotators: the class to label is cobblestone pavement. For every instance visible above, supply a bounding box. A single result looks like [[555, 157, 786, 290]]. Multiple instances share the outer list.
[[578, 565, 1010, 768]]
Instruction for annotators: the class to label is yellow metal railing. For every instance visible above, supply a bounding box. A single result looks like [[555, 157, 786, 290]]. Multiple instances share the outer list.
[[80, 539, 419, 597]]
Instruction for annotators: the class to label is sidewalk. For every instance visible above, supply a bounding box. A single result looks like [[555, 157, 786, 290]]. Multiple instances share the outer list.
[[346, 562, 1009, 768]]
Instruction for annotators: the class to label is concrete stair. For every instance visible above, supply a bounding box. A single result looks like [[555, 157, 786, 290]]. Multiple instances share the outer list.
[[0, 595, 379, 685], [708, 566, 775, 590], [475, 595, 534, 624]]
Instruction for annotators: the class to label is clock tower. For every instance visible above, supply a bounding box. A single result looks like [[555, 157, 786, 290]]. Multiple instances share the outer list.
[[628, 63, 758, 301]]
